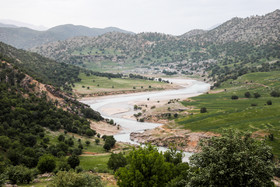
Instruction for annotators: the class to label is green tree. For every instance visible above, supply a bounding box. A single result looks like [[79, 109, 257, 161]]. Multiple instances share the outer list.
[[244, 91, 251, 98], [103, 136, 116, 151], [67, 155, 80, 169], [189, 129, 274, 186], [200, 107, 207, 113], [254, 92, 261, 98], [58, 134, 65, 142], [37, 154, 56, 173], [115, 145, 175, 186], [108, 153, 127, 171]]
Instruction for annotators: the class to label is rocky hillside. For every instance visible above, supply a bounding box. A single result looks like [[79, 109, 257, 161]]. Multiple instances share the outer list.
[[186, 9, 280, 44], [0, 24, 133, 49]]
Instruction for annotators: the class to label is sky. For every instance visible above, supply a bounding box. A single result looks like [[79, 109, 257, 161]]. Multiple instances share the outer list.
[[0, 0, 279, 35]]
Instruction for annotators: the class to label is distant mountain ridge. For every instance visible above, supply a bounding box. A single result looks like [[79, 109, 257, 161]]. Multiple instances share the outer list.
[[0, 24, 134, 49], [185, 9, 280, 44]]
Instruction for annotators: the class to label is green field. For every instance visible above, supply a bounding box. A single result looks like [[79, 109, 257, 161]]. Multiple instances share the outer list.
[[79, 155, 111, 173], [176, 71, 280, 155], [74, 73, 170, 95]]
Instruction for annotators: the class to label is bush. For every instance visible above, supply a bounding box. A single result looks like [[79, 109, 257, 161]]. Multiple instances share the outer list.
[[86, 129, 96, 137], [244, 92, 251, 98], [231, 95, 238, 100], [270, 90, 280, 97], [200, 107, 207, 113], [58, 134, 65, 142], [67, 155, 80, 169], [49, 170, 103, 187], [95, 139, 100, 145], [254, 92, 261, 98], [6, 165, 36, 184], [267, 100, 272, 105], [37, 154, 56, 173]]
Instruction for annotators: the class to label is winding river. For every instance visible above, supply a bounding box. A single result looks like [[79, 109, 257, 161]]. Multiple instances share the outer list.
[[81, 79, 210, 161]]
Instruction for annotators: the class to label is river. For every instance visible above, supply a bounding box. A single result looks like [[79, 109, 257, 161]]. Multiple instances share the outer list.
[[81, 79, 210, 161]]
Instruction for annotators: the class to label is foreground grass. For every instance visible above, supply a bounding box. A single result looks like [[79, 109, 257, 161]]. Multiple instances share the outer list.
[[176, 71, 280, 156], [73, 73, 170, 95]]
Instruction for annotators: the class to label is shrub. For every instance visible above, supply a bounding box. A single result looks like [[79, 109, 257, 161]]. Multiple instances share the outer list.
[[37, 154, 56, 173], [270, 91, 280, 97], [254, 93, 261, 98], [267, 100, 272, 105], [200, 107, 207, 113], [231, 95, 238, 100], [49, 170, 102, 187], [58, 134, 65, 142], [6, 165, 36, 184], [244, 92, 251, 98], [95, 139, 100, 145]]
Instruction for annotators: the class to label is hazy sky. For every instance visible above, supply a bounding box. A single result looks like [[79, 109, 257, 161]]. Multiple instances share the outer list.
[[0, 0, 279, 35]]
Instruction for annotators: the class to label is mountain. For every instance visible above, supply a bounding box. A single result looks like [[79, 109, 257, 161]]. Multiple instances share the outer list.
[[31, 9, 280, 86], [0, 24, 134, 49], [0, 22, 18, 28], [187, 9, 280, 44], [180, 29, 207, 38], [0, 19, 48, 30]]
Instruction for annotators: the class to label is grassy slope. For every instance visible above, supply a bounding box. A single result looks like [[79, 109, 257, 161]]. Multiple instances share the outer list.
[[176, 71, 280, 155], [74, 73, 170, 95]]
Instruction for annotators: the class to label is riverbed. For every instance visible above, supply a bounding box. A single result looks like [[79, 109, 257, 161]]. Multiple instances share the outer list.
[[81, 79, 210, 161]]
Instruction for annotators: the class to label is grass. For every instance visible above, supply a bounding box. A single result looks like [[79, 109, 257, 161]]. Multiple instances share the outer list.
[[175, 71, 280, 156], [44, 130, 106, 154], [79, 154, 112, 173], [74, 73, 169, 95]]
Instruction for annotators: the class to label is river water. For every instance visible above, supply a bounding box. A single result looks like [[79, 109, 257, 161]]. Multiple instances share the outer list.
[[81, 79, 210, 161]]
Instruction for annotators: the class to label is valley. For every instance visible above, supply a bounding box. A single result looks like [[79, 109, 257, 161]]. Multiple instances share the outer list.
[[0, 7, 279, 187]]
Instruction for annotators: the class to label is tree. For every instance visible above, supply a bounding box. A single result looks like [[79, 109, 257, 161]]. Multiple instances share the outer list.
[[37, 154, 56, 173], [231, 95, 239, 100], [103, 136, 116, 151], [254, 92, 261, 98], [244, 91, 251, 98], [58, 134, 65, 142], [200, 107, 207, 113], [189, 129, 274, 187], [67, 155, 80, 169], [115, 145, 176, 186], [270, 90, 280, 97], [108, 153, 127, 171]]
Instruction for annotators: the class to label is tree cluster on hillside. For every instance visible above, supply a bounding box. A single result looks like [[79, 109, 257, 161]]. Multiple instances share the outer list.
[[0, 61, 102, 185]]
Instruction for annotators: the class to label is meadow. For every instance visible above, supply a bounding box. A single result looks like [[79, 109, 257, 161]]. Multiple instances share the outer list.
[[176, 71, 280, 155], [73, 73, 172, 96]]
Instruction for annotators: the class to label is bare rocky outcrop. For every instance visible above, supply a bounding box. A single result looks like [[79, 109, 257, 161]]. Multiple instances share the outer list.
[[130, 127, 218, 152]]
